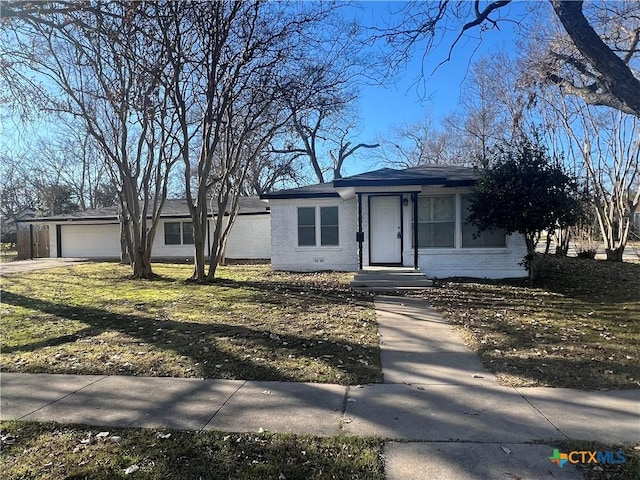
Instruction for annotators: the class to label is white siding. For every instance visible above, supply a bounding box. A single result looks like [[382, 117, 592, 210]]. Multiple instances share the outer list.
[[151, 219, 196, 259], [269, 197, 358, 271], [49, 214, 271, 260], [225, 214, 271, 259]]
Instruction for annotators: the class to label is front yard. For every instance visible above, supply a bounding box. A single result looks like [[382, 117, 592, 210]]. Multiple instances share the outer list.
[[0, 421, 384, 480], [421, 256, 640, 389], [0, 263, 381, 385]]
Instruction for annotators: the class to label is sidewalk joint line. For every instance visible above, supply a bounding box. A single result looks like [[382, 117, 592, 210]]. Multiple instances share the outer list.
[[17, 375, 109, 420], [513, 387, 569, 440], [337, 385, 351, 433], [199, 380, 246, 432]]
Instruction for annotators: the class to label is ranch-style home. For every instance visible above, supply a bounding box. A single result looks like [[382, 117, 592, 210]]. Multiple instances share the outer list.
[[261, 165, 528, 279], [17, 197, 271, 261]]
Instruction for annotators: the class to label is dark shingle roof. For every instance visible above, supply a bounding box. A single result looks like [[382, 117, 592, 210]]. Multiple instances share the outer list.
[[260, 165, 479, 199], [333, 165, 479, 187], [21, 197, 270, 222], [259, 182, 340, 199]]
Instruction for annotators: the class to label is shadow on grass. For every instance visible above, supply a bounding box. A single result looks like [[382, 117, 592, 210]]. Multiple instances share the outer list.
[[0, 290, 381, 385]]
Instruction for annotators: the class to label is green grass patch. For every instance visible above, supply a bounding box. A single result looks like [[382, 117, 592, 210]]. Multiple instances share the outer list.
[[0, 263, 381, 385], [0, 421, 384, 480], [419, 256, 640, 389]]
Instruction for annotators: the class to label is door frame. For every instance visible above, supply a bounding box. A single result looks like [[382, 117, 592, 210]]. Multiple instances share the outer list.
[[368, 194, 403, 266]]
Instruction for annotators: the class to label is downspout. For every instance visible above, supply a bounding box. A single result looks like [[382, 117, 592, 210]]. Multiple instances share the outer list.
[[413, 192, 418, 270], [357, 193, 363, 270]]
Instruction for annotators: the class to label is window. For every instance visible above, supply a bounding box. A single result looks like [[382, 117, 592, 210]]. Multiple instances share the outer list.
[[164, 222, 194, 245], [164, 222, 182, 245], [297, 207, 316, 246], [182, 222, 194, 245], [297, 206, 340, 247], [461, 195, 506, 248], [320, 206, 339, 246], [417, 196, 455, 248]]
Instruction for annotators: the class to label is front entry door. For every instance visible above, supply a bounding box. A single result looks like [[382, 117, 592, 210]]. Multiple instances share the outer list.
[[369, 195, 402, 264]]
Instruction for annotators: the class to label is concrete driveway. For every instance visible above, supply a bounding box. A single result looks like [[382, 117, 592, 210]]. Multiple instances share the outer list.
[[0, 258, 89, 276]]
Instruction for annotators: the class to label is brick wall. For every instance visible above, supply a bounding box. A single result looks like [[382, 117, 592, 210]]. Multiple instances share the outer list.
[[269, 197, 358, 271]]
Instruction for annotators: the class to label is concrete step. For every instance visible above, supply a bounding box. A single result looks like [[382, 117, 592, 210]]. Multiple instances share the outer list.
[[351, 285, 433, 292], [351, 279, 433, 288], [350, 268, 433, 292], [353, 272, 428, 281]]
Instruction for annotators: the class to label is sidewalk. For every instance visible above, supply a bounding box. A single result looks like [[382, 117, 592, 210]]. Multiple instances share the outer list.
[[1, 296, 638, 479]]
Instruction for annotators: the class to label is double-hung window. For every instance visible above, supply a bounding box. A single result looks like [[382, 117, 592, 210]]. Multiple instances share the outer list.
[[297, 206, 339, 246], [461, 195, 506, 248], [164, 222, 194, 245], [297, 208, 316, 246], [417, 196, 455, 248]]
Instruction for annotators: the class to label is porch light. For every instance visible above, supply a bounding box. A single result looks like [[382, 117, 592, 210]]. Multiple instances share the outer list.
[[402, 197, 409, 206]]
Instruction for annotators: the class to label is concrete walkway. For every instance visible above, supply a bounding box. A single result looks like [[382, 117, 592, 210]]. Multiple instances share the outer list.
[[1, 296, 638, 479], [0, 258, 89, 276], [369, 296, 639, 479]]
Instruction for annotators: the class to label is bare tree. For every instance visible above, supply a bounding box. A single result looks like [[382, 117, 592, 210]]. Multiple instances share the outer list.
[[383, 1, 640, 117], [376, 116, 458, 168], [159, 1, 332, 281], [4, 3, 180, 277], [568, 106, 639, 261]]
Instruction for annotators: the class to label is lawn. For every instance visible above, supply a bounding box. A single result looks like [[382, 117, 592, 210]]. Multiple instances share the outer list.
[[0, 421, 384, 480], [0, 263, 381, 385], [419, 256, 640, 389]]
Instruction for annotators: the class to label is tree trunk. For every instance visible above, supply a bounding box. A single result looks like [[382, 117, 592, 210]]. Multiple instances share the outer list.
[[524, 233, 542, 281], [191, 220, 208, 283], [130, 247, 153, 278], [119, 215, 132, 265], [605, 246, 624, 262]]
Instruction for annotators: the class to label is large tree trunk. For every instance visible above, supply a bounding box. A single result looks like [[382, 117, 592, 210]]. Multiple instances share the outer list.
[[189, 191, 210, 282], [524, 233, 543, 281], [550, 1, 640, 116], [605, 246, 625, 262], [131, 246, 153, 278]]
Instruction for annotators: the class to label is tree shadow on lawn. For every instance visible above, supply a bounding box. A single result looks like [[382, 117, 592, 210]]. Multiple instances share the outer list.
[[0, 290, 382, 385], [418, 269, 640, 389]]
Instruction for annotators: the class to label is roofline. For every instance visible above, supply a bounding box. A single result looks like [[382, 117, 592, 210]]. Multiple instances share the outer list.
[[17, 211, 270, 223], [260, 192, 340, 200], [332, 177, 476, 188]]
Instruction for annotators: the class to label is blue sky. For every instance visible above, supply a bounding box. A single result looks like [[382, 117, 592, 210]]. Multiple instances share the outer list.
[[344, 1, 536, 175], [1, 1, 539, 179]]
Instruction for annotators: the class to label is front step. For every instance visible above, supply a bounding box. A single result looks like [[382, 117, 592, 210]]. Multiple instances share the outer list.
[[350, 268, 433, 292]]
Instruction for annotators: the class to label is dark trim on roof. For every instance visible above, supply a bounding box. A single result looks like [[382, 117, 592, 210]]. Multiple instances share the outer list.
[[18, 210, 270, 223], [260, 192, 340, 200], [261, 166, 479, 199]]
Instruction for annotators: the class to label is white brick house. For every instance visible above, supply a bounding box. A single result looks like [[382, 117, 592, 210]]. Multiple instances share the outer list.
[[19, 197, 271, 261], [262, 166, 528, 279]]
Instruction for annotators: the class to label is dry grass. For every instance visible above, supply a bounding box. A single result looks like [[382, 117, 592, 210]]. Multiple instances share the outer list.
[[417, 256, 640, 389], [0, 263, 381, 385], [0, 421, 384, 480]]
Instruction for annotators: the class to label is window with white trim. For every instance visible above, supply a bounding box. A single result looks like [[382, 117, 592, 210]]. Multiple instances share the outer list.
[[320, 206, 339, 246], [297, 207, 316, 246], [417, 196, 455, 248], [297, 206, 339, 246], [164, 221, 194, 245], [461, 195, 506, 248]]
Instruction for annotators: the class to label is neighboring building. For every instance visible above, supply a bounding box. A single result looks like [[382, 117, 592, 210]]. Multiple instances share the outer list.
[[1, 207, 35, 243], [261, 165, 528, 279], [17, 198, 271, 260]]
